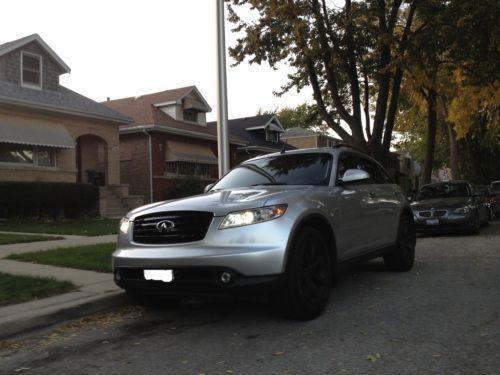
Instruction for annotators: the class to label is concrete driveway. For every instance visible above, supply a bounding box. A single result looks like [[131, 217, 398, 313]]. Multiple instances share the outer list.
[[1, 221, 499, 375]]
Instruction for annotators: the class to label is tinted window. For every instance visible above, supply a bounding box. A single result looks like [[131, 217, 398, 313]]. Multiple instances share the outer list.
[[417, 183, 471, 200], [212, 153, 333, 190], [337, 153, 391, 184]]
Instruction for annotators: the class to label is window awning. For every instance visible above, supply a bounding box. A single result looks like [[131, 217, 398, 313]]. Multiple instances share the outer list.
[[0, 115, 74, 148], [165, 141, 218, 165]]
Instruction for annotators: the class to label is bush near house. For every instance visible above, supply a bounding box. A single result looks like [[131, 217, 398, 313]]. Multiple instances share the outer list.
[[0, 182, 99, 219], [166, 176, 213, 200]]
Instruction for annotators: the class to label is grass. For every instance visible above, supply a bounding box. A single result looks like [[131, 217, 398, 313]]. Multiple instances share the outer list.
[[0, 272, 75, 307], [0, 219, 119, 237], [7, 243, 116, 273], [0, 233, 63, 245]]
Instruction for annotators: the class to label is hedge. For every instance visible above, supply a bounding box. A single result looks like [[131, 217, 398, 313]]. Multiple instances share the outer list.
[[166, 176, 213, 200], [0, 182, 99, 219]]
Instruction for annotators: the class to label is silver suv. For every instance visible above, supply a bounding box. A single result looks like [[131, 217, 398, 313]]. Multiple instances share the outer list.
[[114, 146, 416, 320]]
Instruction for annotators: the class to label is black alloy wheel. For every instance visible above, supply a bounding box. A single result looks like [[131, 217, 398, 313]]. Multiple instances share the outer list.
[[281, 227, 332, 320], [384, 214, 416, 272]]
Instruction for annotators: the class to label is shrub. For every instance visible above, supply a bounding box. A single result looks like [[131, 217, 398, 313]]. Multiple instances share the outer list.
[[166, 176, 212, 200], [0, 182, 99, 220]]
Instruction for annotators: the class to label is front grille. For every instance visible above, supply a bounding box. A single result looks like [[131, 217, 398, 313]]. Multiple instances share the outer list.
[[433, 210, 447, 217], [133, 211, 214, 244], [419, 211, 431, 218]]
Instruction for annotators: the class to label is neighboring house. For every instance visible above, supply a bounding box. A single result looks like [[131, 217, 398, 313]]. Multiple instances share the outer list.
[[207, 114, 295, 164], [281, 126, 342, 149], [103, 86, 246, 203], [393, 150, 421, 192], [0, 34, 140, 217]]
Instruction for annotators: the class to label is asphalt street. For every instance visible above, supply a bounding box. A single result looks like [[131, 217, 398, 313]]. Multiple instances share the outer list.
[[1, 221, 499, 375]]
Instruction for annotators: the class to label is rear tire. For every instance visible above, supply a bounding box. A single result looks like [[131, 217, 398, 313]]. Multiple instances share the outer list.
[[279, 227, 332, 320], [384, 214, 416, 272]]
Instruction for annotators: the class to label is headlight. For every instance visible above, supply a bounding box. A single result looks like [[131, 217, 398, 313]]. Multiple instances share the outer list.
[[453, 207, 470, 215], [119, 217, 130, 234], [219, 205, 287, 229]]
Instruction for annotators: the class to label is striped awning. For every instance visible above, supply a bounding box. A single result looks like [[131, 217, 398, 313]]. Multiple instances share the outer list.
[[0, 115, 74, 148], [165, 141, 218, 165]]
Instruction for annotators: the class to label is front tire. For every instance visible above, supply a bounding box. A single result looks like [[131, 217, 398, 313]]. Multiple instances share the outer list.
[[384, 214, 416, 272], [280, 227, 332, 320]]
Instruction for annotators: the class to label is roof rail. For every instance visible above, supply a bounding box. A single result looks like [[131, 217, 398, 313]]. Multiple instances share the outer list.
[[331, 143, 368, 154]]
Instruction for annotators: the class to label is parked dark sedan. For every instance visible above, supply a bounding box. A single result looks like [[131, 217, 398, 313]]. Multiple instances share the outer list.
[[411, 181, 489, 234]]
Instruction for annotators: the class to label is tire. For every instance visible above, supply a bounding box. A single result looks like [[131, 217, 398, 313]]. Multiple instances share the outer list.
[[126, 291, 181, 309], [279, 227, 332, 320], [384, 214, 416, 272], [468, 212, 480, 235]]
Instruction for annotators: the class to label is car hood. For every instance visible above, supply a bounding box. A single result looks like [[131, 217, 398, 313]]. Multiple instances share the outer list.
[[127, 186, 315, 219], [411, 197, 472, 211]]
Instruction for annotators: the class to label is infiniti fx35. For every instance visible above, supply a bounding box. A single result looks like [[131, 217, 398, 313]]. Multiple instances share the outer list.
[[114, 146, 416, 320]]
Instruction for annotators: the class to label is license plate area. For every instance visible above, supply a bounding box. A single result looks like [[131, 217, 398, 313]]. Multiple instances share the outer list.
[[426, 218, 439, 226], [144, 269, 174, 283]]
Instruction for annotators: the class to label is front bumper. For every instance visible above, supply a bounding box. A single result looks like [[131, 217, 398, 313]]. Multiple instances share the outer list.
[[413, 213, 474, 232], [113, 215, 292, 294], [114, 266, 284, 297]]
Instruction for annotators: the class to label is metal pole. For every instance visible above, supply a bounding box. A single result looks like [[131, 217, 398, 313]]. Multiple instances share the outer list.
[[216, 0, 230, 177]]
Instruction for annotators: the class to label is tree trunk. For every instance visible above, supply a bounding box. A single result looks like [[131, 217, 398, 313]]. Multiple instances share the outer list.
[[421, 88, 437, 185], [446, 122, 460, 179], [438, 96, 460, 179]]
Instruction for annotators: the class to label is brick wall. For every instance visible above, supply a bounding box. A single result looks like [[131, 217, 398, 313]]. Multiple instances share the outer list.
[[0, 41, 64, 90], [119, 133, 151, 202], [0, 106, 122, 185], [283, 136, 318, 149]]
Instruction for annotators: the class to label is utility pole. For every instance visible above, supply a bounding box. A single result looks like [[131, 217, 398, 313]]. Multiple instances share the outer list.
[[216, 0, 230, 177]]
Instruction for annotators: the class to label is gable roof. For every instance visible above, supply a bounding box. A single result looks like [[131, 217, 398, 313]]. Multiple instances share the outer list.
[[0, 80, 132, 124], [0, 34, 70, 73], [103, 88, 243, 144], [207, 114, 295, 152]]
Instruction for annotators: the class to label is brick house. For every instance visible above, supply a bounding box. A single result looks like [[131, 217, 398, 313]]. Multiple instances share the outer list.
[[281, 127, 342, 149], [103, 87, 246, 203], [207, 114, 295, 165], [0, 34, 143, 217]]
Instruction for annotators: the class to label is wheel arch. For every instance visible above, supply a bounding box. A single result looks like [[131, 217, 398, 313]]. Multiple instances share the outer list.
[[285, 213, 338, 273]]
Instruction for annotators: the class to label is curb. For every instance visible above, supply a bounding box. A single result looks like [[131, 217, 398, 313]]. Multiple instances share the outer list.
[[0, 290, 127, 340]]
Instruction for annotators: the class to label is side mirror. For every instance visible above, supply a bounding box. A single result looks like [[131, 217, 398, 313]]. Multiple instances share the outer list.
[[204, 183, 215, 193], [340, 169, 370, 184]]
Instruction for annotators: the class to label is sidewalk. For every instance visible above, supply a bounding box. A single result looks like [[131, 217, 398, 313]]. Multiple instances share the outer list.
[[0, 233, 126, 339]]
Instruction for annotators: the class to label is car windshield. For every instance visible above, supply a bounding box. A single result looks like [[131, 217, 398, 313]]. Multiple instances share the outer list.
[[416, 183, 470, 200], [211, 153, 333, 190]]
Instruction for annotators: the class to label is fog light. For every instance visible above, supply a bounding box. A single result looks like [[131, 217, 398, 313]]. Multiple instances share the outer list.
[[220, 272, 232, 284]]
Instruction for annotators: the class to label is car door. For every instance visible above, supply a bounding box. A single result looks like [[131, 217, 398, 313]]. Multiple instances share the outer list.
[[335, 152, 380, 259], [362, 157, 401, 246]]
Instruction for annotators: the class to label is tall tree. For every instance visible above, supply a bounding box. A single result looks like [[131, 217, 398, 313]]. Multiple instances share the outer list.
[[227, 0, 419, 165], [257, 103, 327, 132]]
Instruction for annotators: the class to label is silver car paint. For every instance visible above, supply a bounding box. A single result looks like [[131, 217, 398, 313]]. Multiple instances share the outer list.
[[113, 148, 406, 278]]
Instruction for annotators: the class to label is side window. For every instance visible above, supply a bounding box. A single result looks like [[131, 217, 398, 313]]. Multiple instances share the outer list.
[[337, 153, 368, 183], [363, 158, 392, 184]]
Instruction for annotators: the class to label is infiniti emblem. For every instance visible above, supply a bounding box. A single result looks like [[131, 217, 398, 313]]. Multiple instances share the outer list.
[[156, 220, 175, 233]]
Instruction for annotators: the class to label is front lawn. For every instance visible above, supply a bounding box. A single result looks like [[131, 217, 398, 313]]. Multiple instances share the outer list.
[[0, 233, 63, 245], [7, 243, 116, 273], [0, 272, 75, 307], [0, 219, 119, 237]]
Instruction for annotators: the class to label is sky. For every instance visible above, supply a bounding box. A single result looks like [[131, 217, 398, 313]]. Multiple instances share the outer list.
[[0, 0, 313, 121]]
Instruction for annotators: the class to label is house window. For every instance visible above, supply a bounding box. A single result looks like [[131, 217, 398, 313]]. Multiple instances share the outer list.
[[326, 138, 336, 147], [21, 52, 42, 88], [183, 109, 198, 123], [266, 130, 279, 143], [0, 143, 55, 167], [165, 160, 210, 178]]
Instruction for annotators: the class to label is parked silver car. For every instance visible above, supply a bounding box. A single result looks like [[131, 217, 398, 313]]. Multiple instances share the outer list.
[[114, 146, 415, 320]]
